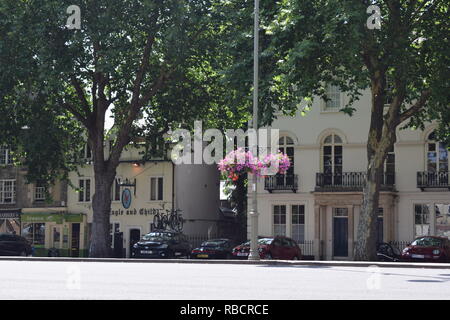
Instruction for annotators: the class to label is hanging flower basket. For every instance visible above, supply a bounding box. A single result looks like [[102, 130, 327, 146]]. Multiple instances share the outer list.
[[218, 148, 290, 182]]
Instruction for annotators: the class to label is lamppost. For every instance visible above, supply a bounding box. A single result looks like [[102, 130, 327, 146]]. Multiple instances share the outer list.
[[248, 0, 260, 261]]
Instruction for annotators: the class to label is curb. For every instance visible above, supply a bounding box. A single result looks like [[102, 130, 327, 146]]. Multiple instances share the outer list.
[[1, 257, 450, 269]]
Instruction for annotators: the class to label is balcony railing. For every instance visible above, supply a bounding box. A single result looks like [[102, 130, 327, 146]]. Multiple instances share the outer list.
[[264, 175, 298, 193], [315, 172, 395, 191], [417, 171, 450, 190]]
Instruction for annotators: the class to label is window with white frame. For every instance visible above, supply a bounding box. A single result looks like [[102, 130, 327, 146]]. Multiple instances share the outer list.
[[34, 182, 46, 202], [322, 133, 343, 185], [324, 84, 341, 110], [150, 177, 163, 201], [110, 222, 120, 248], [414, 204, 431, 237], [82, 143, 92, 160], [21, 223, 45, 245], [333, 207, 348, 217], [427, 131, 448, 172], [384, 75, 394, 106], [278, 136, 294, 174], [78, 178, 91, 202], [273, 205, 287, 236], [0, 146, 13, 165], [383, 145, 395, 184], [435, 204, 450, 239], [291, 205, 305, 243], [0, 180, 16, 204]]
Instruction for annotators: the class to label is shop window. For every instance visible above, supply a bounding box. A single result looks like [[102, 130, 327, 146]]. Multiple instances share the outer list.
[[414, 204, 431, 237], [78, 179, 91, 202], [273, 205, 286, 236], [0, 217, 20, 234], [435, 204, 450, 239], [52, 226, 61, 248], [22, 223, 45, 246], [150, 177, 163, 201], [0, 180, 16, 204], [291, 205, 305, 243], [110, 222, 120, 248]]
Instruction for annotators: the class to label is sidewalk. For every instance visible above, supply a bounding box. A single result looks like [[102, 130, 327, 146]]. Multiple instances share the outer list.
[[1, 256, 450, 269]]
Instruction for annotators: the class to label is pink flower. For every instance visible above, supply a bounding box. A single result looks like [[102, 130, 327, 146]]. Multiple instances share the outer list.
[[218, 149, 291, 182]]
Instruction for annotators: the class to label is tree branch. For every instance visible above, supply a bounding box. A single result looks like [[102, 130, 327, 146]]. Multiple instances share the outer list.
[[397, 90, 431, 124], [59, 99, 90, 129], [70, 75, 91, 117]]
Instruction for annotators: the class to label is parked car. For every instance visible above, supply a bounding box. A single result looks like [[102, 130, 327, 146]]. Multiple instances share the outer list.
[[231, 236, 302, 260], [131, 230, 191, 259], [0, 233, 33, 256], [401, 236, 450, 263], [376, 242, 401, 262], [191, 239, 234, 259]]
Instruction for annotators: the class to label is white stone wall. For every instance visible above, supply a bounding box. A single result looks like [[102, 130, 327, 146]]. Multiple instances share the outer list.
[[248, 89, 449, 249]]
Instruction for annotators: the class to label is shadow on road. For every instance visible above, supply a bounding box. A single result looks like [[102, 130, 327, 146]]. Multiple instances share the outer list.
[[256, 263, 450, 283], [256, 264, 333, 269]]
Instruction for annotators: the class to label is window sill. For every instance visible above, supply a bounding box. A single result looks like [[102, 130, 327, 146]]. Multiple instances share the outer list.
[[320, 108, 342, 114]]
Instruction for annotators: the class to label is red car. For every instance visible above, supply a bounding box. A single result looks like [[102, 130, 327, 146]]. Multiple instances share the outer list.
[[231, 236, 302, 260], [401, 236, 450, 263]]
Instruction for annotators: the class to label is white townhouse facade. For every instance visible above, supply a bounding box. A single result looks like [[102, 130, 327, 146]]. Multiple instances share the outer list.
[[67, 142, 221, 258], [248, 85, 450, 260]]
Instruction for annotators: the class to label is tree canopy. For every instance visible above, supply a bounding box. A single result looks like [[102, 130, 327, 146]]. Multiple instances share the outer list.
[[0, 0, 253, 256]]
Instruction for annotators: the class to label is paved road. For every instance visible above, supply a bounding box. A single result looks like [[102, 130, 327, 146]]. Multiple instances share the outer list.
[[1, 260, 449, 299]]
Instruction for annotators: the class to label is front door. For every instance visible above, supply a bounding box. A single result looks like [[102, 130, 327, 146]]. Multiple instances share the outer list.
[[376, 217, 384, 245], [333, 208, 348, 257], [71, 223, 80, 257], [129, 229, 140, 258], [113, 232, 124, 258]]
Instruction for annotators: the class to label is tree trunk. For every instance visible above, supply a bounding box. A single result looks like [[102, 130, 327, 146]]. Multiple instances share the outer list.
[[354, 158, 383, 261], [89, 170, 115, 258], [354, 69, 396, 261]]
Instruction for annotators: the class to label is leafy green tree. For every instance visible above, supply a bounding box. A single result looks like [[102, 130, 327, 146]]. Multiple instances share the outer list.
[[217, 0, 449, 260], [271, 0, 449, 260], [0, 0, 248, 257]]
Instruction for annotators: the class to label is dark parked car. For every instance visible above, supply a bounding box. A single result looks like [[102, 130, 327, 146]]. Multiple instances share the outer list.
[[401, 236, 450, 263], [232, 236, 302, 260], [0, 233, 32, 256], [191, 239, 234, 259], [131, 230, 191, 259], [376, 242, 401, 262]]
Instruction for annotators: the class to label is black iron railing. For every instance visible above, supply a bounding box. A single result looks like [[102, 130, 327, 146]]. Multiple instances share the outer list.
[[264, 174, 298, 193], [417, 171, 450, 190], [315, 172, 395, 191]]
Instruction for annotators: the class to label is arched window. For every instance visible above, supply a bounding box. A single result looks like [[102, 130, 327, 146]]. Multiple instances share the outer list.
[[322, 133, 343, 185], [427, 131, 448, 173]]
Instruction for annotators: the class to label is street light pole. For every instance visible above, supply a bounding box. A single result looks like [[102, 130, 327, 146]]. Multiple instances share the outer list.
[[248, 0, 260, 261]]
